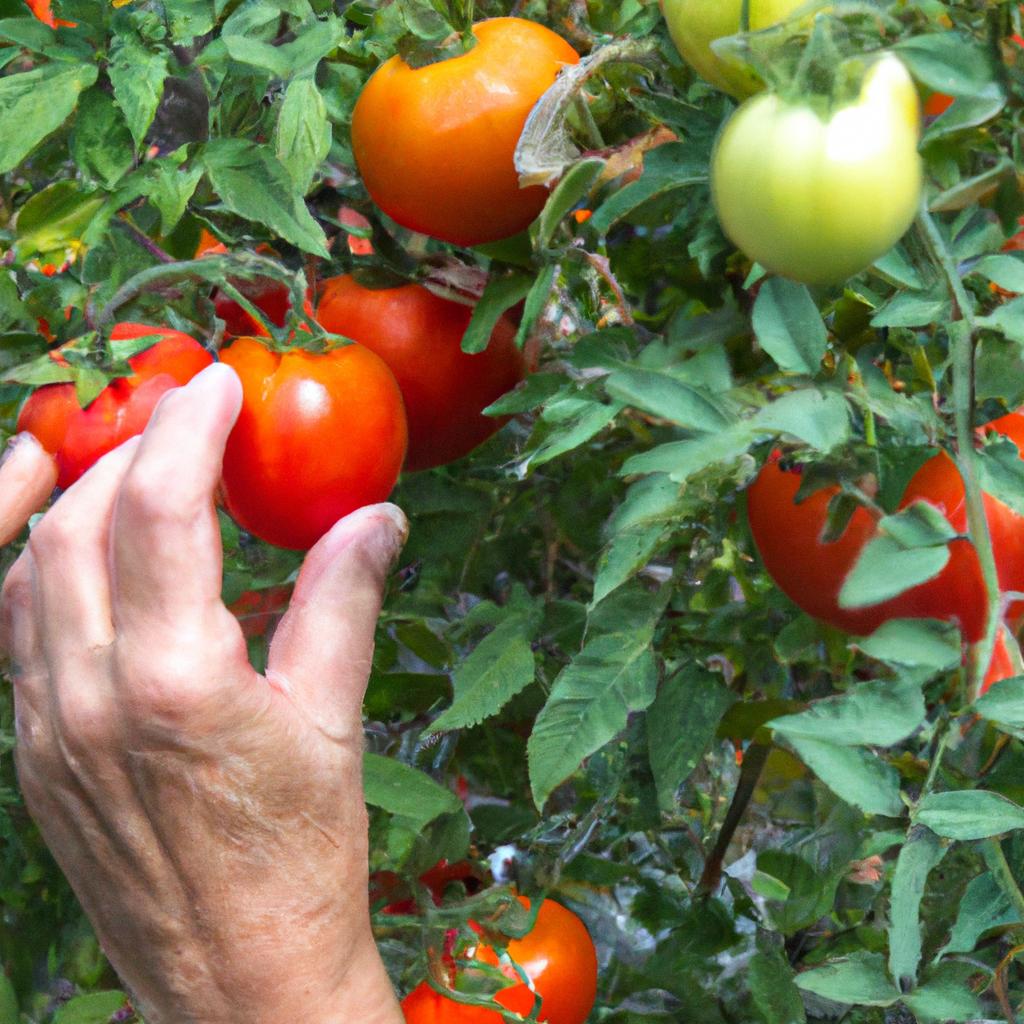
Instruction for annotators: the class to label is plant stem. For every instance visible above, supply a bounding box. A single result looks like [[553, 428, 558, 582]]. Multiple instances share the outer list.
[[920, 721, 951, 797], [697, 742, 770, 894], [983, 837, 1024, 926], [916, 202, 1001, 703]]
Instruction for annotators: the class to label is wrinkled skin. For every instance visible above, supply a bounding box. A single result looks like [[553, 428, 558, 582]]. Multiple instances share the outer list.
[[0, 365, 405, 1024]]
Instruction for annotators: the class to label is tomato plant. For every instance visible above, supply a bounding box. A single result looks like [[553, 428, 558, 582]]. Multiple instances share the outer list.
[[16, 324, 213, 489], [712, 54, 923, 285], [315, 275, 526, 471], [218, 337, 407, 550], [659, 0, 809, 97], [401, 898, 597, 1024], [351, 18, 579, 246]]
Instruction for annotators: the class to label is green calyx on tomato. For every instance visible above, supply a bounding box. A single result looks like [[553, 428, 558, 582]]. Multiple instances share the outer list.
[[659, 0, 813, 98], [351, 18, 580, 247], [711, 53, 923, 286]]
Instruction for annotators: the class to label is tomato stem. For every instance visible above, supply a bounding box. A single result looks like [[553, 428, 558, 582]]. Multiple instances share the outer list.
[[982, 838, 1024, 930], [916, 201, 1000, 704]]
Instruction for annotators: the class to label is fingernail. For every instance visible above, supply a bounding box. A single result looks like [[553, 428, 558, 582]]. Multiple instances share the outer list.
[[0, 432, 43, 468]]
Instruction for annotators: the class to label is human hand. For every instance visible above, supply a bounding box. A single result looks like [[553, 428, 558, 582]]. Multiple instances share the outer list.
[[0, 364, 407, 1024], [0, 433, 58, 546]]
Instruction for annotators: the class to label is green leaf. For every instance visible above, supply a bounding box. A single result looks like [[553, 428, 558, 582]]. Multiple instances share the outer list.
[[751, 278, 828, 375], [535, 157, 604, 250], [977, 438, 1024, 517], [70, 87, 135, 188], [462, 272, 533, 354], [0, 61, 98, 173], [794, 952, 899, 1007], [202, 139, 329, 257], [647, 665, 736, 810], [141, 159, 203, 237], [783, 736, 903, 817], [605, 368, 732, 432], [753, 389, 851, 452], [839, 536, 950, 610], [973, 253, 1024, 293], [915, 790, 1024, 839], [52, 991, 129, 1024], [975, 674, 1024, 730], [855, 620, 961, 674], [620, 425, 753, 480], [275, 77, 330, 195], [523, 396, 623, 470], [591, 523, 665, 607], [748, 950, 806, 1024], [903, 962, 985, 1023], [528, 588, 665, 808], [363, 753, 462, 831], [895, 33, 1001, 98], [108, 34, 169, 147], [13, 180, 104, 265], [941, 870, 1023, 955], [0, 971, 16, 1024], [888, 829, 946, 988], [870, 287, 951, 328], [223, 10, 345, 76], [756, 850, 837, 935], [878, 501, 957, 549], [769, 676, 926, 748], [426, 613, 539, 734], [587, 143, 706, 235]]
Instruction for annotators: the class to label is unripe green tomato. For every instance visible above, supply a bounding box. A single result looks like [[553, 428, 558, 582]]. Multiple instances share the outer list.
[[711, 54, 923, 287], [659, 0, 808, 98]]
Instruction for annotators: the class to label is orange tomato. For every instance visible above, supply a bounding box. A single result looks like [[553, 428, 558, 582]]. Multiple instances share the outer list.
[[401, 897, 597, 1024], [351, 18, 580, 246], [315, 275, 525, 471]]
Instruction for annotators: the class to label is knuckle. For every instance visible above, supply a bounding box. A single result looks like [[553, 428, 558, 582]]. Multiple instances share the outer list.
[[117, 462, 189, 527], [26, 512, 76, 560]]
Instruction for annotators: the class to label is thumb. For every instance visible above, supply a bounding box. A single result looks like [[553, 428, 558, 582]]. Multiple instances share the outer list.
[[0, 434, 58, 547], [266, 503, 408, 738]]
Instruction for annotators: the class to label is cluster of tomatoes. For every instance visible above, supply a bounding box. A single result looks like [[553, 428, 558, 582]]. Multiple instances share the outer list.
[[372, 863, 597, 1024]]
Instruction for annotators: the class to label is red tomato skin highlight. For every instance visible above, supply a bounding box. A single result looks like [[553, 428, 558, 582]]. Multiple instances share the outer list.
[[218, 337, 408, 551], [316, 275, 525, 471], [16, 324, 212, 489]]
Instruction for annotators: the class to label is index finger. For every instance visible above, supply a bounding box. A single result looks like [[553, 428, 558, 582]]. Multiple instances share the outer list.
[[0, 434, 58, 546], [110, 362, 242, 639]]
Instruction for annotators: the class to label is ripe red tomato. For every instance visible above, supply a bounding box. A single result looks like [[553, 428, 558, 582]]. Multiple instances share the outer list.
[[315, 275, 525, 471], [747, 416, 1024, 641], [228, 584, 294, 638], [16, 323, 213, 490], [401, 897, 597, 1024], [351, 18, 580, 246], [218, 337, 407, 550], [371, 860, 482, 916]]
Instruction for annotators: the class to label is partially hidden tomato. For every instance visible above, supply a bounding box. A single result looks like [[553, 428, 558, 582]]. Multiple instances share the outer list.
[[228, 584, 294, 639], [371, 860, 482, 916], [195, 233, 307, 338], [747, 414, 1024, 642], [401, 897, 597, 1024], [351, 18, 580, 247], [17, 323, 213, 490], [659, 0, 810, 98], [711, 54, 923, 286], [218, 337, 407, 550], [315, 275, 526, 471]]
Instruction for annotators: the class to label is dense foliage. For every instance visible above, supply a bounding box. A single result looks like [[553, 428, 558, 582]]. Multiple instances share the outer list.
[[3, 0, 1024, 1021]]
